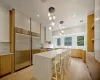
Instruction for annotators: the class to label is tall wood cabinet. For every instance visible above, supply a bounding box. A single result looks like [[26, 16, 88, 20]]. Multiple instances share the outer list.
[[87, 14, 94, 52]]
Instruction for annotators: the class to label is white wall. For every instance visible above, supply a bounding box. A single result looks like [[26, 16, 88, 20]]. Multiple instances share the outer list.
[[31, 19, 40, 34], [53, 24, 87, 49], [53, 32, 86, 49], [94, 0, 100, 62], [52, 24, 86, 36], [0, 6, 10, 54]]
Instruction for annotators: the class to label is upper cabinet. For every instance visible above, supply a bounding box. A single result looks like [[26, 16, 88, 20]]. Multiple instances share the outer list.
[[15, 10, 30, 30], [40, 25, 46, 44], [31, 19, 40, 34], [46, 27, 52, 42], [0, 6, 9, 42]]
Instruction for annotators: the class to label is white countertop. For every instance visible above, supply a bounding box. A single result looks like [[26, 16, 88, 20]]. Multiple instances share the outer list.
[[88, 52, 95, 57], [0, 53, 13, 56], [33, 49, 67, 58]]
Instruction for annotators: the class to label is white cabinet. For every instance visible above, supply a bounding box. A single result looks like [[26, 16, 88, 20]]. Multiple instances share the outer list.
[[46, 27, 52, 42], [31, 19, 40, 34], [0, 6, 9, 42], [94, 0, 100, 62], [15, 10, 30, 30], [41, 25, 45, 44]]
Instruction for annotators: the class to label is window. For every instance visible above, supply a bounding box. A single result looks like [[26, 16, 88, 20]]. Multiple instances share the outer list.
[[64, 37, 72, 46], [57, 38, 61, 46], [77, 36, 84, 46]]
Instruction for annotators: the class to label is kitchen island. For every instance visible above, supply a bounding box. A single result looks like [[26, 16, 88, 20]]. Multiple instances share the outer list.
[[32, 49, 70, 80]]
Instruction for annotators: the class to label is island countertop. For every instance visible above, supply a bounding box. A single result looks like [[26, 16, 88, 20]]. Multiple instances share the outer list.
[[33, 49, 67, 58]]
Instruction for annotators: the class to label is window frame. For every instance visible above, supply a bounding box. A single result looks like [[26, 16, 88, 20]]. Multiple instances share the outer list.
[[64, 37, 72, 46]]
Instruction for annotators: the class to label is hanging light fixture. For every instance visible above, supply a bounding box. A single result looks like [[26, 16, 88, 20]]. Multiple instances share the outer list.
[[48, 7, 55, 13], [48, 7, 56, 30]]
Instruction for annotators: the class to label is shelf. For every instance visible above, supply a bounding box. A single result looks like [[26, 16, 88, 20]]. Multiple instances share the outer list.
[[91, 24, 94, 29]]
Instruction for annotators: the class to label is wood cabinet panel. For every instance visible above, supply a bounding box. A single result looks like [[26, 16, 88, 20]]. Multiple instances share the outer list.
[[86, 53, 100, 80], [71, 49, 82, 58], [0, 55, 11, 76], [87, 14, 94, 52], [82, 50, 86, 62]]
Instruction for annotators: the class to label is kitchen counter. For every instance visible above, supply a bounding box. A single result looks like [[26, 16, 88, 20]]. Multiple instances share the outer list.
[[34, 49, 67, 58], [0, 53, 13, 56]]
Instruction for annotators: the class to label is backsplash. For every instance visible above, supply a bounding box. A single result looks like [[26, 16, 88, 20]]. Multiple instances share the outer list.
[[0, 42, 10, 53]]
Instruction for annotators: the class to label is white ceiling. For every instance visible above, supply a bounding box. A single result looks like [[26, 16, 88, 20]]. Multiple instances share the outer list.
[[0, 0, 95, 31]]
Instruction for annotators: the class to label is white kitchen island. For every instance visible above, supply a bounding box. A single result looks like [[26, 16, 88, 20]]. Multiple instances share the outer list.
[[32, 49, 68, 80]]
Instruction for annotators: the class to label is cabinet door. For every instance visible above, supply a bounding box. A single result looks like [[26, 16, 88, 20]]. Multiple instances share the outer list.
[[0, 6, 9, 42], [0, 55, 11, 76], [46, 27, 52, 42]]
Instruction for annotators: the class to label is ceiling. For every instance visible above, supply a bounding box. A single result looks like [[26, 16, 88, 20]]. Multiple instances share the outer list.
[[0, 0, 95, 31]]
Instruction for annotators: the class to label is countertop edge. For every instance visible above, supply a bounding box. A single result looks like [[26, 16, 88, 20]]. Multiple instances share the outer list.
[[0, 53, 13, 56]]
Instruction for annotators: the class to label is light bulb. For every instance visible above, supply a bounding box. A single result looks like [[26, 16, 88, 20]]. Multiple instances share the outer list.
[[48, 13, 50, 17], [49, 17, 52, 20], [49, 27, 52, 30], [61, 30, 64, 33], [53, 16, 56, 19], [51, 22, 55, 26]]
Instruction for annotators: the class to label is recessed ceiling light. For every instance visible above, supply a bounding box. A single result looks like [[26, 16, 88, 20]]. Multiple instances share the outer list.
[[51, 22, 55, 26], [48, 13, 50, 17], [60, 33, 62, 35], [37, 15, 40, 17], [73, 15, 76, 17], [49, 27, 52, 30], [49, 17, 52, 20], [53, 16, 56, 19]]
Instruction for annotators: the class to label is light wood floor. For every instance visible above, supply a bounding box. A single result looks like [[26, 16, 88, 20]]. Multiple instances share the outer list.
[[0, 58, 92, 80]]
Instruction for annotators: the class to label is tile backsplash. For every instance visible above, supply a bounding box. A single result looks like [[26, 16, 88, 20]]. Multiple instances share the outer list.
[[0, 42, 10, 53]]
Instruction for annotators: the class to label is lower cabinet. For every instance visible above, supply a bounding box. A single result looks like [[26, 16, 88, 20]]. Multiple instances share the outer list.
[[0, 55, 11, 76], [71, 49, 82, 58]]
